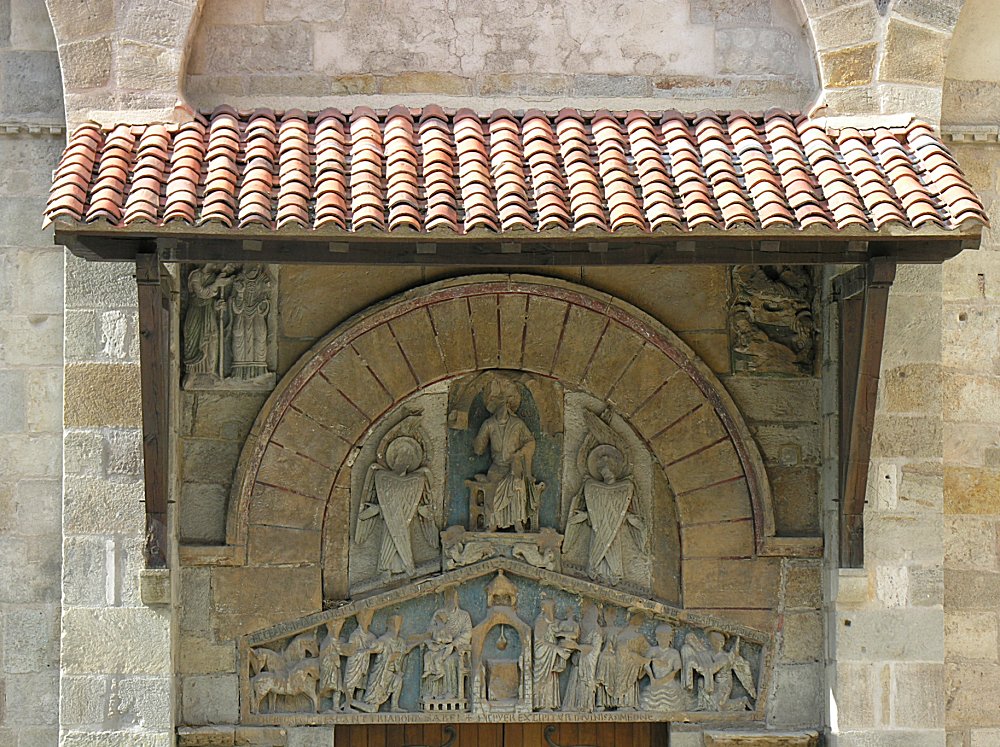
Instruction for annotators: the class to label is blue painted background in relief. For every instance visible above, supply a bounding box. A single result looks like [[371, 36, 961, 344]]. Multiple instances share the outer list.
[[446, 381, 563, 530], [330, 573, 762, 713]]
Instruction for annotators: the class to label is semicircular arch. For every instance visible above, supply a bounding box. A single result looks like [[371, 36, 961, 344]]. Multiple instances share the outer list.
[[227, 275, 795, 586]]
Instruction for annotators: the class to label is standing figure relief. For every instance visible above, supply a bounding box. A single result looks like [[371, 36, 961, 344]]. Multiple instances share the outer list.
[[355, 417, 437, 581], [565, 409, 647, 587], [182, 262, 275, 388]]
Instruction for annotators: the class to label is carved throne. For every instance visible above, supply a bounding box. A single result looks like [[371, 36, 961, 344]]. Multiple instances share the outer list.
[[465, 477, 544, 533]]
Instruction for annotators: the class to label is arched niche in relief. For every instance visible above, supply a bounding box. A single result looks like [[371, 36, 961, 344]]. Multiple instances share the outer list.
[[226, 275, 797, 605]]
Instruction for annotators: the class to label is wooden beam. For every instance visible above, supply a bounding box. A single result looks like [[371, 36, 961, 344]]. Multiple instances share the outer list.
[[837, 258, 897, 567], [54, 230, 976, 267], [136, 252, 170, 568]]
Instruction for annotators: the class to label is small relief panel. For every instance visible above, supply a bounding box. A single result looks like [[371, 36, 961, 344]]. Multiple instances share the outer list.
[[240, 560, 767, 724], [181, 263, 277, 390], [729, 265, 816, 375]]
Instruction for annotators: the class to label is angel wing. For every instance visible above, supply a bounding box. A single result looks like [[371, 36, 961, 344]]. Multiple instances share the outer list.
[[731, 638, 757, 699], [354, 464, 382, 546], [582, 407, 633, 476], [414, 469, 438, 546]]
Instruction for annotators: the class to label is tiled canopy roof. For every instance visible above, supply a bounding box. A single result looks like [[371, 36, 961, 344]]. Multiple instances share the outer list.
[[45, 105, 988, 235]]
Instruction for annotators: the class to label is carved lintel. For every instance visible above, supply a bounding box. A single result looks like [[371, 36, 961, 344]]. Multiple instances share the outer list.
[[241, 561, 766, 724]]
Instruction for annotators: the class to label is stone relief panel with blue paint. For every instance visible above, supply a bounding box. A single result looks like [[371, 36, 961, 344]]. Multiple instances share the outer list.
[[241, 562, 766, 724]]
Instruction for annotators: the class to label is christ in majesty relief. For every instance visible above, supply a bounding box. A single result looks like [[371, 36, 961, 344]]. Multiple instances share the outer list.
[[472, 376, 543, 532]]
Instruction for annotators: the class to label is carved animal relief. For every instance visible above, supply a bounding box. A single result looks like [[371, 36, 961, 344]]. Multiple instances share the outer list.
[[729, 265, 816, 375], [182, 263, 276, 390]]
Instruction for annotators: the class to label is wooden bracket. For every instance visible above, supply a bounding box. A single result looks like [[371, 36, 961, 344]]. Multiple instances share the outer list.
[[136, 252, 170, 568], [834, 257, 896, 567]]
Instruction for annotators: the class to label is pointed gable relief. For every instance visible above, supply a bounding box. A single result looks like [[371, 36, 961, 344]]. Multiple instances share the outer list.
[[225, 274, 797, 724]]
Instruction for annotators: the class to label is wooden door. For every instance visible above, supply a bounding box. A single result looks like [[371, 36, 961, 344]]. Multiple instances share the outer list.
[[337, 722, 669, 746]]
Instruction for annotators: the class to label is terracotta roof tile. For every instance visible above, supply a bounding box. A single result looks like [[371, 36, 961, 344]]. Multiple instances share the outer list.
[[45, 107, 988, 234]]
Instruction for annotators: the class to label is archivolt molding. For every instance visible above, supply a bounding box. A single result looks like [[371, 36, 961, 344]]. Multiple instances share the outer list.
[[226, 275, 807, 579]]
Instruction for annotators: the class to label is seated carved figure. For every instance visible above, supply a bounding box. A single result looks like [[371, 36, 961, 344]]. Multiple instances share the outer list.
[[469, 377, 544, 532]]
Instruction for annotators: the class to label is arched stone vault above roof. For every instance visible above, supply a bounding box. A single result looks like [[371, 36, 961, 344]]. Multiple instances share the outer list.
[[226, 275, 820, 587], [44, 0, 972, 128]]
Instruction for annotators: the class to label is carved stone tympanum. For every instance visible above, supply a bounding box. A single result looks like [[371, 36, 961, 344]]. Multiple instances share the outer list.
[[182, 263, 276, 389]]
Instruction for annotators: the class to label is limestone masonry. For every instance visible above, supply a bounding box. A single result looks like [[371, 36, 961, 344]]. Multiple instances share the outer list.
[[0, 0, 999, 746]]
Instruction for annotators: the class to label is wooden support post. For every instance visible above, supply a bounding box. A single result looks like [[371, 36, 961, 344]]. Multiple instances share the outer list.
[[136, 252, 170, 568], [836, 258, 896, 567]]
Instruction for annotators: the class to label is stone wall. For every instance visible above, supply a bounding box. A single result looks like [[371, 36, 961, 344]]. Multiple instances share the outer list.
[[60, 253, 174, 746], [0, 1, 65, 744], [184, 0, 817, 112]]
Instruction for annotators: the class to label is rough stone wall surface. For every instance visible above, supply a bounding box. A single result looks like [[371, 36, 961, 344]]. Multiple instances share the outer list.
[[60, 253, 174, 747], [182, 0, 818, 113], [827, 265, 948, 746], [939, 143, 1000, 747], [0, 2, 66, 745]]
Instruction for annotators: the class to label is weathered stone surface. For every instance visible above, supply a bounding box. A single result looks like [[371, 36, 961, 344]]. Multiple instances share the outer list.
[[62, 536, 108, 606], [821, 43, 877, 88], [833, 662, 876, 729], [583, 266, 729, 332], [781, 612, 823, 663], [247, 525, 321, 566], [944, 517, 998, 572], [4, 671, 58, 725], [683, 557, 780, 609], [190, 25, 312, 75], [871, 414, 942, 460], [811, 3, 878, 49], [675, 477, 753, 526], [59, 38, 112, 89], [894, 663, 945, 728], [784, 562, 822, 609], [64, 364, 142, 427], [945, 610, 999, 662], [182, 674, 239, 725], [770, 465, 821, 536], [63, 475, 144, 534], [945, 569, 1000, 610], [682, 519, 754, 559], [179, 635, 235, 675], [211, 566, 321, 639], [767, 663, 824, 727], [60, 675, 109, 728], [61, 732, 172, 747], [944, 465, 1000, 514], [689, 0, 770, 25], [881, 20, 948, 84], [381, 71, 473, 95], [287, 727, 337, 747], [836, 608, 944, 661], [946, 662, 1000, 726], [61, 607, 171, 675], [866, 513, 943, 566], [722, 377, 820, 424], [3, 606, 58, 673]]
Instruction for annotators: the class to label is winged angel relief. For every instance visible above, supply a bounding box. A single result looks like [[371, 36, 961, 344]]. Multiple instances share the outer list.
[[565, 408, 647, 586], [355, 414, 438, 581]]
